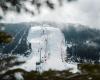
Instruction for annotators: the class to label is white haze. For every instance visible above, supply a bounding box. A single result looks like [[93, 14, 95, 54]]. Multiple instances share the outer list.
[[0, 0, 100, 28]]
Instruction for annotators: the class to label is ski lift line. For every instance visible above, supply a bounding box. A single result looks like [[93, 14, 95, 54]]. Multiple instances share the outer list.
[[45, 28, 50, 57], [10, 28, 28, 54], [41, 29, 51, 71], [42, 28, 50, 62], [36, 27, 50, 72], [44, 29, 49, 59], [36, 26, 66, 72]]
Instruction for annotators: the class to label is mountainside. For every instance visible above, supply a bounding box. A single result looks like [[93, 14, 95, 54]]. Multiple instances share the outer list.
[[31, 22, 100, 63], [0, 23, 32, 56], [61, 24, 100, 63], [0, 22, 100, 74], [11, 25, 78, 73]]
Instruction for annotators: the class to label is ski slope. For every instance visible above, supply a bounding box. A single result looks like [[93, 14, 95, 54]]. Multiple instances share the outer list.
[[12, 26, 78, 73]]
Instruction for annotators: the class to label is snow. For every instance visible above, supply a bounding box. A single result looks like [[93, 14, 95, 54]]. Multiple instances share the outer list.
[[11, 26, 78, 73], [20, 26, 66, 70], [14, 72, 24, 80]]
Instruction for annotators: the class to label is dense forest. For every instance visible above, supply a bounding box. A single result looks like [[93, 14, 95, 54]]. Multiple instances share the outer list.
[[62, 24, 100, 63]]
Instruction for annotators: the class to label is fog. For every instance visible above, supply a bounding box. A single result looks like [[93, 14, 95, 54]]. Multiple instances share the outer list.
[[1, 0, 100, 28]]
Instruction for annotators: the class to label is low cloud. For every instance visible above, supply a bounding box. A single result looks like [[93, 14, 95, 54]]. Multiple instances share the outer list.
[[1, 0, 100, 28]]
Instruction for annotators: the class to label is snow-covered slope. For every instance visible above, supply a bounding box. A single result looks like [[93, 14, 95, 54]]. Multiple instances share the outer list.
[[22, 26, 66, 71], [12, 25, 78, 73]]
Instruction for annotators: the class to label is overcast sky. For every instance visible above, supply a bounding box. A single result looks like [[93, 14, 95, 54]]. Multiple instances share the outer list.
[[1, 0, 100, 28]]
